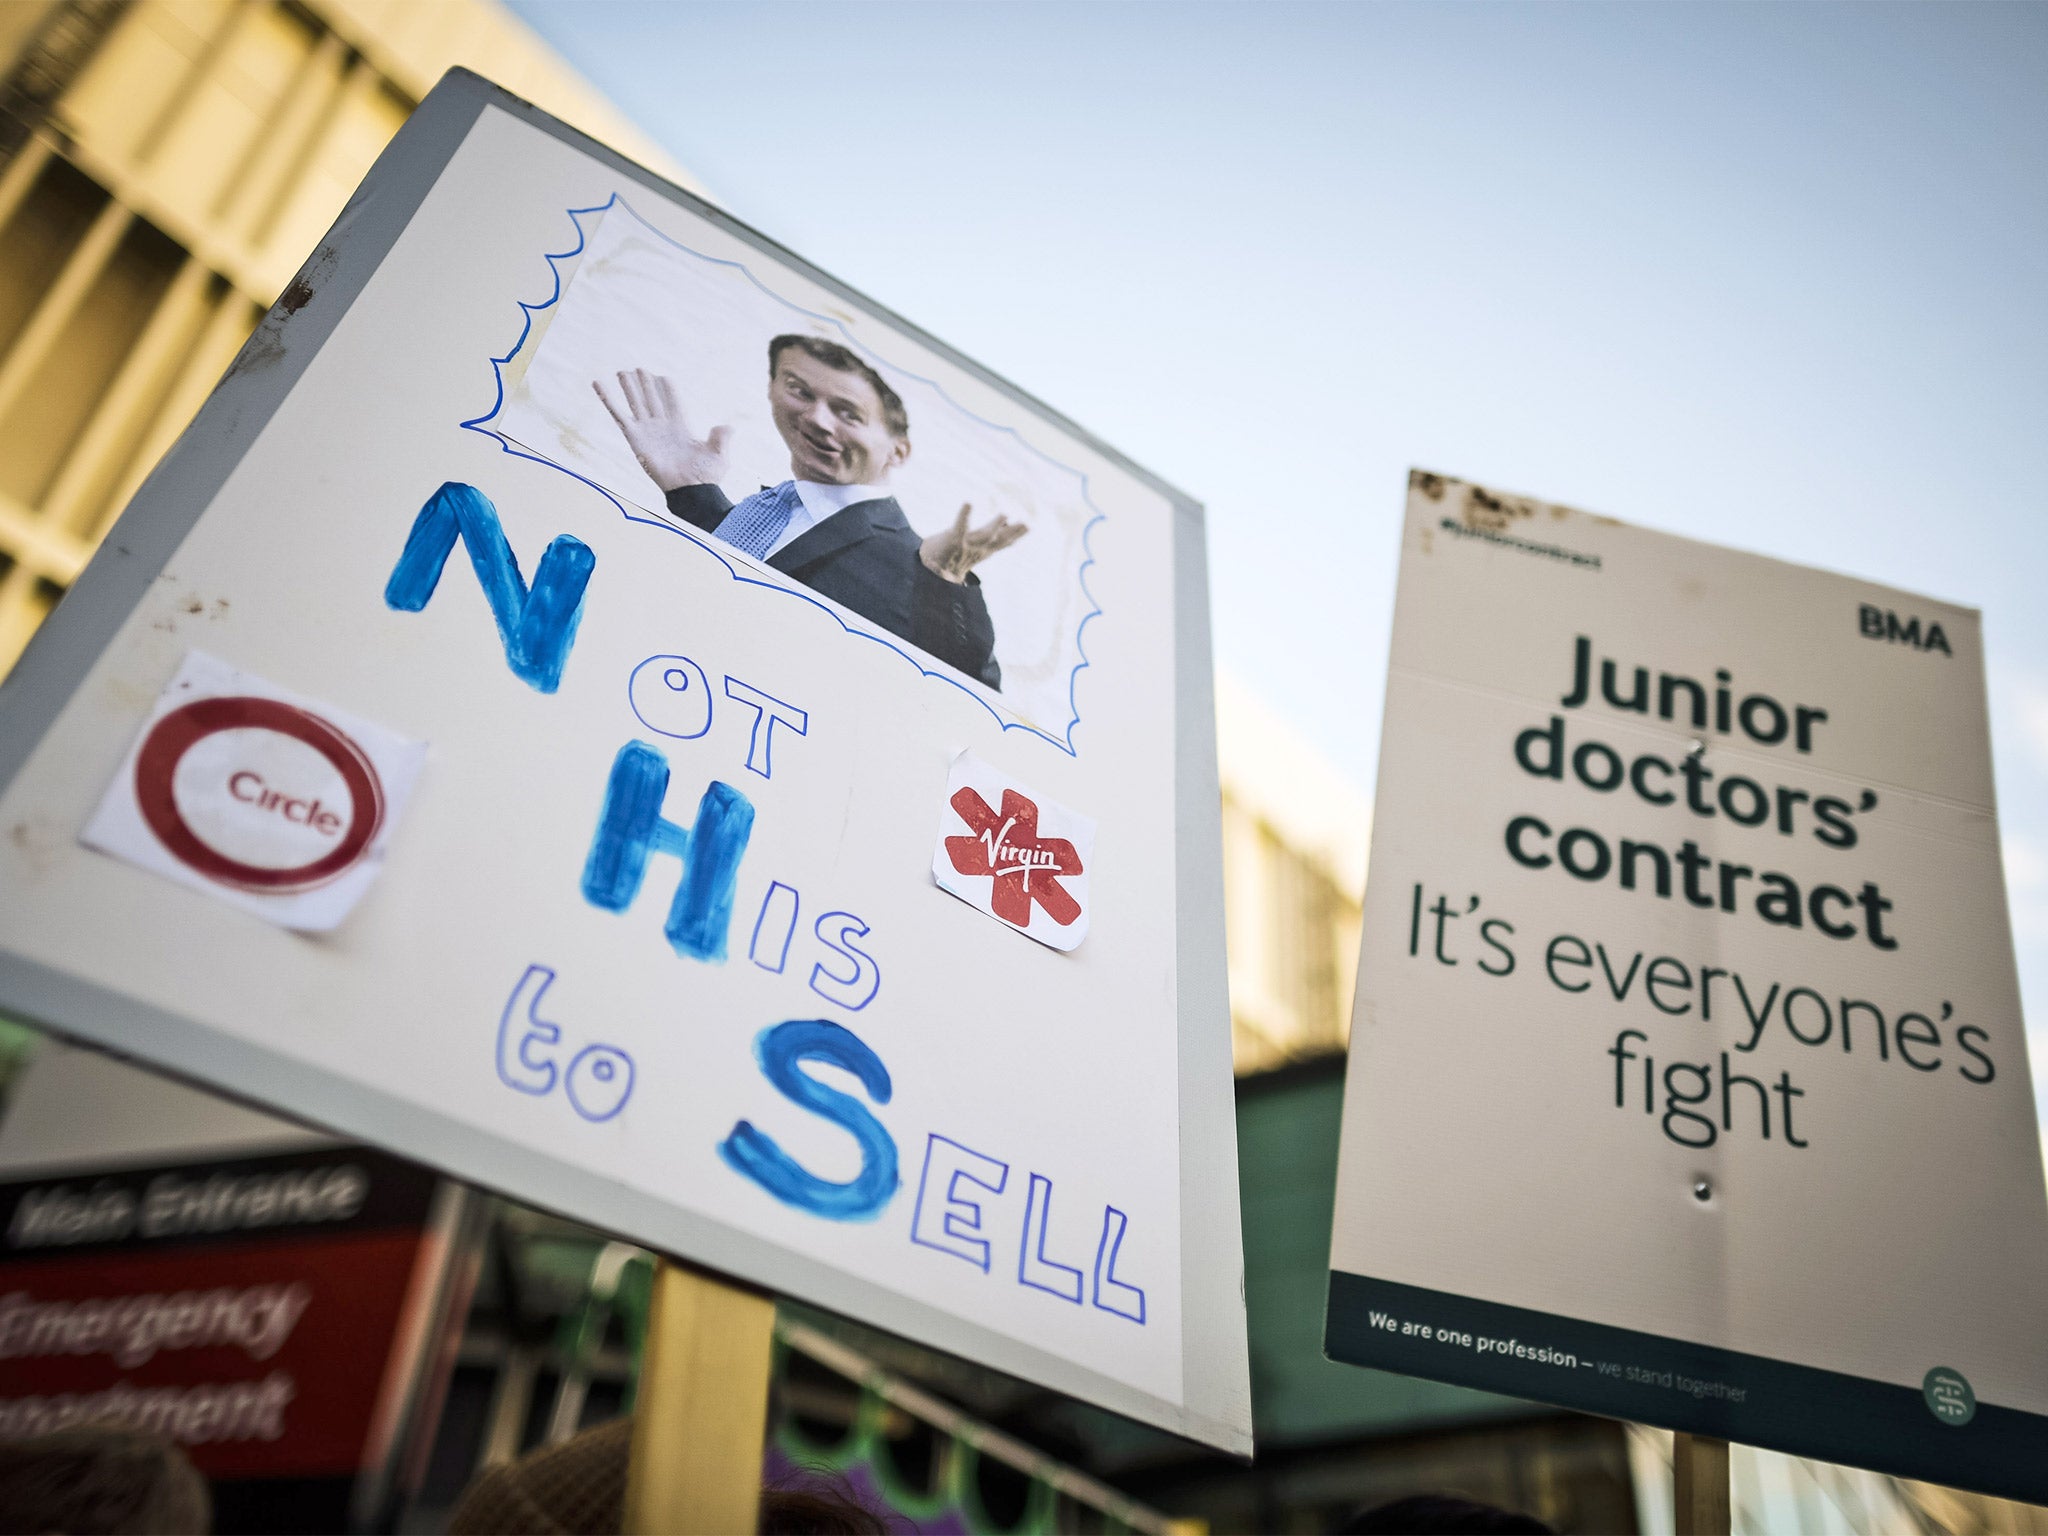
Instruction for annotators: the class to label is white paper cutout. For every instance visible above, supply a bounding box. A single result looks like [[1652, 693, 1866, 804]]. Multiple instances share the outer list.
[[80, 652, 425, 932]]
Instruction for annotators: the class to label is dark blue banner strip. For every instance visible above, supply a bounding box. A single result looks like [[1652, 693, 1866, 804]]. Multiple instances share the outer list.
[[1326, 1271, 2048, 1505]]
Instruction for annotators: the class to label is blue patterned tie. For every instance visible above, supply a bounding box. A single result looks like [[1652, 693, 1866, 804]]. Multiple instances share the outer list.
[[716, 481, 800, 560]]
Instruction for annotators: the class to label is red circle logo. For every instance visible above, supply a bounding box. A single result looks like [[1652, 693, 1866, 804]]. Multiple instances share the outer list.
[[134, 696, 385, 892]]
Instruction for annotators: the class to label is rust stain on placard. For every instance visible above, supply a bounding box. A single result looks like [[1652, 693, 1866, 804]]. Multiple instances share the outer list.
[[154, 594, 230, 634], [1462, 483, 1543, 533], [276, 271, 320, 315], [227, 245, 339, 378], [9, 815, 63, 876], [1417, 470, 1622, 538]]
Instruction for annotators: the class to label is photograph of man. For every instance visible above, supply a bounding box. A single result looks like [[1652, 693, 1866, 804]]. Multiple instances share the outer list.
[[594, 336, 1026, 690]]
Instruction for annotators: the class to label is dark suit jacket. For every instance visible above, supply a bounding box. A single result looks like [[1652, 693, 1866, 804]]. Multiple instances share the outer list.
[[665, 484, 1001, 691]]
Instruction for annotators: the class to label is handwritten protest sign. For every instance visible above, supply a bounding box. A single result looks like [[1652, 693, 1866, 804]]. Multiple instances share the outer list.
[[0, 73, 1249, 1450], [1325, 472, 2048, 1501]]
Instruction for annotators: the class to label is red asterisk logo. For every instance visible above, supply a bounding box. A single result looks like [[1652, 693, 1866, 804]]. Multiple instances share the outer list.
[[944, 787, 1084, 927]]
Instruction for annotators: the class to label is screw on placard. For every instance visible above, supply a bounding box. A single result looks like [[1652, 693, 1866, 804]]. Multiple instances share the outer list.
[[1686, 739, 1706, 760], [1692, 1179, 1713, 1203]]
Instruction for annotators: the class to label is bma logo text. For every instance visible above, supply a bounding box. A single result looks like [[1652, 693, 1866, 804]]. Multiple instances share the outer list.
[[1858, 604, 1951, 657]]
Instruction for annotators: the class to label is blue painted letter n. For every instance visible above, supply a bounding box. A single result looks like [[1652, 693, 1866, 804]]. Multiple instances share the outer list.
[[384, 481, 595, 693], [582, 742, 755, 962]]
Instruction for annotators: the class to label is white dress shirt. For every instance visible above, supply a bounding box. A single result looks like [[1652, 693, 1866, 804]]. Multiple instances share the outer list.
[[768, 480, 890, 559]]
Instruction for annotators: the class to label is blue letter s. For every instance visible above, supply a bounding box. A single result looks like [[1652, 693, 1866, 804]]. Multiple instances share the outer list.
[[719, 1020, 899, 1221]]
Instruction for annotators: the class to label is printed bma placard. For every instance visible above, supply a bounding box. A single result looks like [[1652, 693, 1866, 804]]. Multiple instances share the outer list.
[[1325, 472, 2048, 1502], [0, 73, 1248, 1451]]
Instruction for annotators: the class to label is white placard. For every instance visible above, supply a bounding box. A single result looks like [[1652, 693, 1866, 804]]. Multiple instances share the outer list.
[[1325, 471, 2048, 1502], [0, 75, 1248, 1451]]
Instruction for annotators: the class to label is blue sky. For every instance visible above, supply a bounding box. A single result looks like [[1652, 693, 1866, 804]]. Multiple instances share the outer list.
[[508, 1, 2048, 1096]]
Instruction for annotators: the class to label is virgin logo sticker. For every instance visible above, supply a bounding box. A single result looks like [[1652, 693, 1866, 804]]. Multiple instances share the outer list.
[[931, 750, 1094, 951], [80, 653, 425, 931]]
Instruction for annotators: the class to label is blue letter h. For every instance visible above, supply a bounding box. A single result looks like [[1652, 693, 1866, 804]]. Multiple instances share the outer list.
[[384, 481, 595, 693], [582, 742, 755, 961]]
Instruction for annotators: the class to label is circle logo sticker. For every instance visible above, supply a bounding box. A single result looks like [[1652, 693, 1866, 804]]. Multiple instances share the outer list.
[[134, 695, 386, 893], [1923, 1367, 1976, 1428]]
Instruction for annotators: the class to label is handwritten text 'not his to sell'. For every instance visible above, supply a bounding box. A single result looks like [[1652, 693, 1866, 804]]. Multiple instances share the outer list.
[[388, 480, 1149, 1324]]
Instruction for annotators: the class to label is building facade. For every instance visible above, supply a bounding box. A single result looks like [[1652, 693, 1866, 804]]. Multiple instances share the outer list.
[[1216, 671, 1371, 1071], [0, 0, 684, 678]]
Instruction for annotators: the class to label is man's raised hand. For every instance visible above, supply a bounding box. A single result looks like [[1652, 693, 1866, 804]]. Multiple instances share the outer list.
[[919, 503, 1029, 584], [591, 368, 729, 492]]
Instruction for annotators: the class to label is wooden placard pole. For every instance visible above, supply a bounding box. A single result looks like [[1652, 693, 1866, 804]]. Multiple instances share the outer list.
[[1672, 1432, 1731, 1536], [624, 1259, 777, 1536]]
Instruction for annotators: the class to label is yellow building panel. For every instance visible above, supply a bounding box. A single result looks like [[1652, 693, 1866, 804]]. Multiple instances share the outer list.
[[252, 59, 407, 291], [95, 283, 257, 543], [0, 152, 97, 357], [214, 31, 347, 247], [0, 2, 60, 71], [41, 254, 215, 538], [145, 2, 321, 218], [0, 222, 182, 511], [0, 0, 702, 684], [0, 194, 132, 458], [312, 0, 695, 187], [0, 564, 59, 675], [56, 0, 239, 169]]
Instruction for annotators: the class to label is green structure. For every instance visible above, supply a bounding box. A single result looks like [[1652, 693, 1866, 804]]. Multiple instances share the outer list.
[[1238, 1057, 1534, 1444]]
